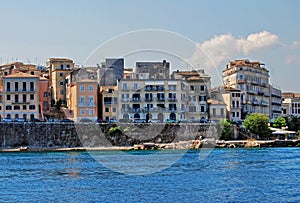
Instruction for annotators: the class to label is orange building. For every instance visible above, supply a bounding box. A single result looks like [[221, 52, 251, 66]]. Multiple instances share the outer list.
[[39, 76, 50, 119], [69, 79, 98, 122]]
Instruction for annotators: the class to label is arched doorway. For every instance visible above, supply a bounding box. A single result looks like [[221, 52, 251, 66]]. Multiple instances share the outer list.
[[30, 114, 35, 120], [134, 113, 140, 119], [170, 113, 176, 120], [123, 114, 129, 120], [158, 113, 164, 122]]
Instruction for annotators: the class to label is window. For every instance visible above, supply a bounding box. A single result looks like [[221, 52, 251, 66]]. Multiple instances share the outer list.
[[0, 106, 1, 110], [80, 109, 86, 115], [23, 114, 27, 119], [122, 83, 128, 90], [30, 71, 34, 75], [200, 85, 205, 91], [60, 64, 64, 70], [22, 82, 26, 91], [232, 112, 236, 117], [23, 105, 27, 110], [169, 85, 176, 91], [6, 105, 12, 110], [190, 86, 194, 91], [133, 83, 138, 90], [14, 95, 19, 103], [79, 96, 85, 105], [88, 86, 94, 92], [30, 82, 34, 91], [29, 105, 35, 110], [59, 73, 63, 77], [6, 82, 11, 92], [169, 104, 177, 111], [232, 101, 235, 108], [221, 108, 224, 116], [199, 96, 206, 102], [105, 107, 109, 112], [189, 106, 196, 112], [14, 82, 19, 92], [89, 109, 94, 115], [213, 108, 216, 116], [14, 105, 20, 110], [112, 107, 116, 112], [66, 64, 70, 69], [60, 90, 64, 95], [30, 94, 34, 100], [200, 105, 205, 112], [43, 101, 48, 108], [236, 111, 240, 117], [80, 85, 85, 92], [43, 92, 48, 97], [189, 96, 196, 101], [15, 114, 19, 119], [7, 95, 11, 100], [88, 96, 94, 105], [60, 81, 64, 86]]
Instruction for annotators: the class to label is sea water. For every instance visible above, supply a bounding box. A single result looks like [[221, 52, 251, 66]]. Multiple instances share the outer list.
[[0, 148, 300, 203]]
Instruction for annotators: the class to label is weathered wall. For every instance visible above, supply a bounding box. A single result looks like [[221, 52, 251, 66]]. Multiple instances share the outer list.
[[0, 123, 215, 148]]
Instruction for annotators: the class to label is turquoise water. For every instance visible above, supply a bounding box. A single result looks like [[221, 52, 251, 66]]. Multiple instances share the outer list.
[[0, 148, 300, 203]]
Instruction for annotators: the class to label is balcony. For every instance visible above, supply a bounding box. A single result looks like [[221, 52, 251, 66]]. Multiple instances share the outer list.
[[168, 108, 177, 112], [145, 98, 153, 102], [104, 102, 118, 105], [271, 101, 281, 106], [257, 90, 264, 95], [261, 101, 268, 106], [168, 98, 177, 102], [121, 98, 130, 102], [247, 90, 256, 95], [78, 103, 96, 107], [12, 100, 30, 104], [252, 100, 259, 106], [156, 98, 165, 102], [131, 98, 141, 102], [144, 86, 164, 91]]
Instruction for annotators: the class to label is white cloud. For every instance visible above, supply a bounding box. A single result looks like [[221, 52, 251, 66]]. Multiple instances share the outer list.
[[189, 31, 281, 69], [292, 41, 300, 49]]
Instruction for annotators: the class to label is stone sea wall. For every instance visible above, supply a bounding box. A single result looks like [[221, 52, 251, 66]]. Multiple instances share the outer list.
[[0, 123, 214, 149]]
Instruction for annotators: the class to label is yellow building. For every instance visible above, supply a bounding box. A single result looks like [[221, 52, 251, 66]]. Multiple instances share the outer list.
[[46, 58, 74, 104], [2, 72, 40, 120]]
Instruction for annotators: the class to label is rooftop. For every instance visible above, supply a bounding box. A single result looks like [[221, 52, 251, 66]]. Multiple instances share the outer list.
[[4, 72, 39, 78]]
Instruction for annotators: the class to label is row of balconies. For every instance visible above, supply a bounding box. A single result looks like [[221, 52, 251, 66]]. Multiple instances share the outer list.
[[237, 80, 268, 87], [6, 89, 35, 93], [121, 107, 178, 113], [121, 98, 178, 102]]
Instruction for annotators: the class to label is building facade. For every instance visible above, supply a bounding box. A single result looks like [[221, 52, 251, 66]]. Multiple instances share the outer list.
[[282, 92, 300, 116], [46, 58, 74, 104], [100, 86, 118, 121], [270, 86, 282, 119], [2, 72, 40, 120], [223, 59, 271, 118]]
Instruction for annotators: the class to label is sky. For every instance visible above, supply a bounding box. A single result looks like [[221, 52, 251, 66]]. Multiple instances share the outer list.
[[0, 0, 300, 91]]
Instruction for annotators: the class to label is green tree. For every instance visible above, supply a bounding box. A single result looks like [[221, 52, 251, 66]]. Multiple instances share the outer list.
[[285, 115, 300, 131], [273, 116, 287, 129], [220, 119, 233, 140], [243, 113, 271, 139]]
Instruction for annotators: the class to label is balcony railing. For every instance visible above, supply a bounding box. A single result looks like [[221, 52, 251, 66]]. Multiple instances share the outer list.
[[78, 103, 96, 107], [12, 100, 30, 104], [145, 98, 153, 102], [131, 98, 141, 102], [156, 98, 165, 102], [121, 98, 130, 102], [104, 102, 118, 105], [168, 98, 177, 102], [261, 101, 268, 106]]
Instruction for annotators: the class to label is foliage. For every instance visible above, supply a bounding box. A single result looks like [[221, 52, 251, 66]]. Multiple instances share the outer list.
[[273, 117, 287, 129], [243, 113, 271, 139], [55, 99, 63, 111], [220, 119, 233, 140], [284, 115, 300, 132], [108, 126, 121, 134]]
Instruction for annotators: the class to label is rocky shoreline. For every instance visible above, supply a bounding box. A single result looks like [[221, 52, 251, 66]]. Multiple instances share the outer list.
[[1, 139, 300, 152]]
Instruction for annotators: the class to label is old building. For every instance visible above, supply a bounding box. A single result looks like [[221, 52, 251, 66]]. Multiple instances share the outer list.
[[2, 72, 40, 120], [66, 68, 98, 122], [223, 59, 272, 118], [282, 92, 300, 116], [46, 58, 74, 104], [171, 69, 211, 121], [270, 86, 282, 119], [100, 86, 118, 121]]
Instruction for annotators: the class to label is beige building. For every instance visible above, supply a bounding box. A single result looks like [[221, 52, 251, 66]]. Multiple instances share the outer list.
[[46, 58, 74, 104], [282, 92, 300, 116], [118, 77, 185, 122], [2, 72, 40, 120], [223, 59, 271, 118], [100, 86, 118, 121], [171, 70, 211, 121], [207, 99, 227, 122]]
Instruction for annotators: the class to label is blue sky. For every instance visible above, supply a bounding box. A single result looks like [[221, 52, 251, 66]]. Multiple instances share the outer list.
[[1, 0, 300, 91]]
